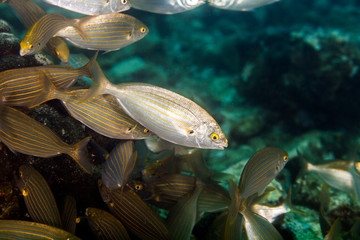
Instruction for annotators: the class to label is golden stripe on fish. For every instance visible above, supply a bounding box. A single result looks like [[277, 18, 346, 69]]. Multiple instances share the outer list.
[[238, 147, 288, 199], [131, 0, 205, 14], [44, 0, 131, 15], [167, 184, 203, 240], [56, 13, 148, 51], [0, 105, 93, 173], [86, 208, 130, 240], [0, 220, 80, 240], [60, 196, 77, 234], [15, 165, 62, 228], [99, 180, 170, 240], [20, 13, 87, 56], [102, 141, 137, 190], [208, 0, 279, 11], [198, 184, 231, 213]]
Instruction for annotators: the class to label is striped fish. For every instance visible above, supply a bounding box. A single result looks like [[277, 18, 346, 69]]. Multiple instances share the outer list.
[[102, 141, 137, 190], [15, 165, 62, 228], [82, 62, 228, 149], [86, 207, 130, 240], [208, 0, 279, 11], [298, 150, 355, 192], [56, 13, 148, 51], [64, 54, 93, 84], [238, 147, 288, 199], [6, 0, 70, 62], [198, 184, 231, 213], [0, 106, 93, 173], [60, 196, 77, 234], [98, 180, 170, 240], [0, 55, 94, 107], [167, 184, 203, 240], [131, 0, 205, 14], [44, 0, 131, 15], [240, 206, 283, 240], [223, 211, 243, 240], [0, 220, 80, 240], [20, 13, 88, 56]]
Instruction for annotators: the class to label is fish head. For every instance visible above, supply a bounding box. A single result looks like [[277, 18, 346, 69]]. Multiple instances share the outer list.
[[208, 0, 230, 7], [274, 149, 289, 174], [192, 121, 228, 149], [110, 0, 131, 12], [128, 21, 149, 42], [20, 36, 41, 56], [185, 0, 206, 8], [18, 165, 33, 183], [54, 39, 70, 63]]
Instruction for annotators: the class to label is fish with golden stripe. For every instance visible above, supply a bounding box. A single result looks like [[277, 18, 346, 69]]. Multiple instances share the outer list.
[[44, 0, 131, 15], [208, 0, 279, 11], [82, 61, 228, 149], [5, 0, 70, 62], [20, 13, 88, 56], [98, 180, 170, 240], [15, 165, 63, 229], [86, 207, 130, 240], [56, 13, 148, 51], [0, 105, 93, 173], [131, 0, 205, 14], [0, 55, 95, 108], [0, 220, 80, 240], [60, 196, 77, 234]]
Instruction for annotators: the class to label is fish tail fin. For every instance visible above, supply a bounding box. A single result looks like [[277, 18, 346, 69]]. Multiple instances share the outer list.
[[68, 136, 94, 174], [78, 59, 111, 103], [296, 149, 312, 179], [284, 186, 304, 215], [78, 51, 98, 79]]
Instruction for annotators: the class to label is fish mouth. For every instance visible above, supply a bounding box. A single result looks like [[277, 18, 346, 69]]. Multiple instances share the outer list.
[[19, 49, 30, 56]]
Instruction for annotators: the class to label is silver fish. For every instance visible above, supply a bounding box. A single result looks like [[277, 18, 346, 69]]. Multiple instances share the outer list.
[[208, 0, 279, 11], [82, 62, 228, 149], [131, 0, 205, 14], [44, 0, 131, 15]]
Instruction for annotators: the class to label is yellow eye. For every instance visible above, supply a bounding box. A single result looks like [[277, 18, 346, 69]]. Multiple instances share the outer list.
[[19, 171, 23, 177], [140, 27, 146, 33], [210, 133, 219, 141], [135, 184, 143, 190], [28, 44, 33, 49], [283, 155, 288, 162], [144, 128, 150, 133], [122, 0, 127, 3]]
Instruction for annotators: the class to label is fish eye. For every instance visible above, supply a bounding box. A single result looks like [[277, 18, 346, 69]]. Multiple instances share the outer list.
[[19, 171, 23, 177], [210, 133, 219, 141], [144, 128, 150, 133], [283, 155, 288, 162], [188, 129, 194, 134], [135, 184, 143, 190], [28, 44, 33, 49], [121, 0, 127, 4], [140, 27, 146, 33], [127, 127, 132, 132]]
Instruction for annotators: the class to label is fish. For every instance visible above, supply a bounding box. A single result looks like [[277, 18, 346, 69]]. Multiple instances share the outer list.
[[197, 183, 231, 213], [145, 135, 197, 156], [0, 220, 80, 240], [44, 0, 131, 15], [55, 13, 148, 51], [0, 105, 93, 173], [167, 183, 203, 240], [15, 165, 63, 229], [238, 147, 288, 199], [240, 206, 283, 240], [6, 0, 70, 62], [324, 218, 341, 240], [297, 150, 355, 192], [102, 141, 137, 190], [0, 56, 95, 107], [98, 180, 170, 240], [131, 0, 205, 14], [82, 62, 228, 149], [86, 207, 130, 240], [223, 211, 243, 240], [60, 196, 77, 234], [20, 13, 88, 56], [208, 0, 279, 11]]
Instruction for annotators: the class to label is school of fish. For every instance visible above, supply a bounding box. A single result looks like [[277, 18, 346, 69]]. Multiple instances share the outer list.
[[0, 0, 357, 239]]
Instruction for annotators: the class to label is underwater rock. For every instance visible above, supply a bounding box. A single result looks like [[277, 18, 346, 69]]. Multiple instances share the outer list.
[[0, 32, 20, 56], [0, 20, 11, 33]]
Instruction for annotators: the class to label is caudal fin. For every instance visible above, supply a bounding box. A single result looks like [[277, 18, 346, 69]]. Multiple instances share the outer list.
[[68, 136, 94, 174]]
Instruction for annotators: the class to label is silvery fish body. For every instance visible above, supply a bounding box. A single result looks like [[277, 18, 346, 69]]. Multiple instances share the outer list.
[[208, 0, 279, 11], [100, 82, 228, 149], [131, 0, 205, 14], [44, 0, 131, 15], [56, 13, 148, 51]]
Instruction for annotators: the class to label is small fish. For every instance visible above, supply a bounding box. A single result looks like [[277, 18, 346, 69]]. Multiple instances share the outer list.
[[82, 62, 228, 149], [44, 0, 131, 15], [102, 141, 137, 190], [86, 207, 130, 240], [0, 54, 95, 107], [60, 196, 77, 234], [6, 0, 70, 62], [15, 165, 62, 228], [56, 13, 148, 51], [297, 150, 355, 192], [0, 220, 80, 240], [20, 13, 88, 56], [98, 180, 170, 240], [131, 0, 205, 14], [0, 106, 93, 173], [240, 206, 283, 240], [238, 147, 289, 199], [208, 0, 279, 11], [167, 183, 203, 240]]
